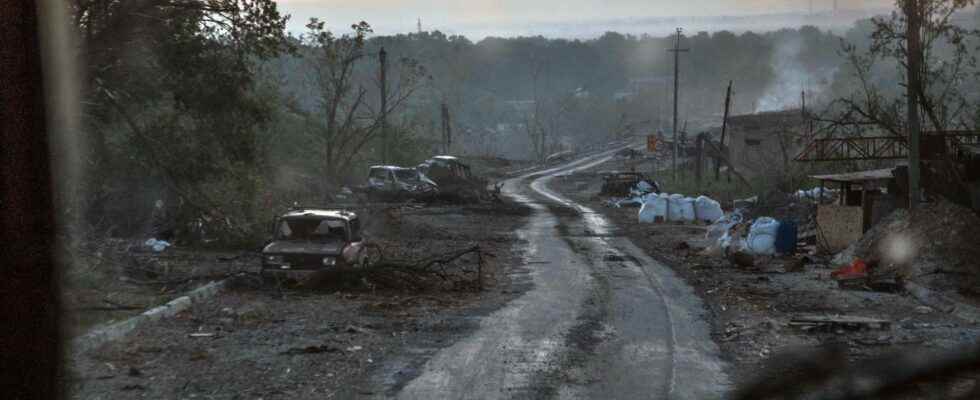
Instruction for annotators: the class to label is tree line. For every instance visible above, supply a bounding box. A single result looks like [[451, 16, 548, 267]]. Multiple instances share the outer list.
[[69, 0, 966, 243]]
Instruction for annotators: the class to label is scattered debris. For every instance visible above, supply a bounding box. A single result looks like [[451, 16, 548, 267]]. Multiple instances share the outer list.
[[904, 281, 956, 314], [599, 171, 658, 198], [831, 258, 869, 281], [280, 345, 341, 355], [833, 199, 980, 301], [143, 238, 171, 253], [789, 315, 891, 332]]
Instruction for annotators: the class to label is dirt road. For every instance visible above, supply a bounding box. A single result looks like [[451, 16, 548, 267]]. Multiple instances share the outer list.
[[66, 149, 729, 399], [392, 150, 730, 399]]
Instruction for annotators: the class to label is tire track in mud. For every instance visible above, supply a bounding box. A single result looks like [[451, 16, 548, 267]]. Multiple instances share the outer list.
[[386, 147, 727, 399], [529, 151, 729, 399], [529, 167, 678, 399]]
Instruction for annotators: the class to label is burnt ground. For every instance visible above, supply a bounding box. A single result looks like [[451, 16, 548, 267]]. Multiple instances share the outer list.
[[61, 240, 260, 336], [64, 201, 533, 399], [547, 163, 980, 398]]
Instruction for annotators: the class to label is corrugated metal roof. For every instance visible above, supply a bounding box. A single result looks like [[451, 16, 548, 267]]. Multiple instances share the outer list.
[[811, 168, 894, 182]]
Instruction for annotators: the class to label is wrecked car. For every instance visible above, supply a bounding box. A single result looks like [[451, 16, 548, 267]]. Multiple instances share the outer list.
[[599, 171, 659, 197], [366, 165, 438, 200], [616, 148, 644, 160], [417, 155, 489, 201], [545, 150, 574, 163], [261, 208, 367, 273], [417, 155, 473, 182]]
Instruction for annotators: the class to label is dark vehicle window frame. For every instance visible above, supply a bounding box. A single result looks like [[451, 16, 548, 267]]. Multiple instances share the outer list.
[[275, 217, 350, 242]]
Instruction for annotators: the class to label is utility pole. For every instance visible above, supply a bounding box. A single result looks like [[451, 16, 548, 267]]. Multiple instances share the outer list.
[[440, 102, 452, 154], [801, 89, 806, 117], [668, 28, 689, 183], [905, 0, 922, 210], [379, 47, 388, 163], [695, 133, 704, 188], [716, 80, 732, 181]]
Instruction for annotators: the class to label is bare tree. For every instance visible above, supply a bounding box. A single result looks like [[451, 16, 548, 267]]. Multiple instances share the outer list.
[[816, 0, 979, 204], [301, 19, 426, 187], [821, 0, 979, 135]]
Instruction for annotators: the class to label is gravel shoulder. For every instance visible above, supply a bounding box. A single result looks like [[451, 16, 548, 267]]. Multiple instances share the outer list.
[[65, 202, 532, 399], [546, 162, 980, 397]]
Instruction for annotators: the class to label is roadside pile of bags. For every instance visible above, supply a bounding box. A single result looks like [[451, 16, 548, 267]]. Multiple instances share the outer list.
[[704, 213, 798, 256], [607, 180, 660, 208], [637, 193, 724, 224]]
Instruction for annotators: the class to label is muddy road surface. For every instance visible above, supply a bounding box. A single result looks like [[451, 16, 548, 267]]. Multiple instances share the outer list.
[[392, 150, 730, 399], [66, 149, 729, 399]]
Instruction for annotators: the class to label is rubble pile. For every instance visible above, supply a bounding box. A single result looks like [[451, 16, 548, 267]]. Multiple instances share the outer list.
[[738, 189, 830, 254], [833, 199, 980, 295], [744, 189, 820, 226]]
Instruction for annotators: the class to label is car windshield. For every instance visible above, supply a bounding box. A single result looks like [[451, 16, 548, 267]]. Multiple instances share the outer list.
[[394, 169, 418, 181], [368, 168, 388, 179], [276, 218, 347, 242]]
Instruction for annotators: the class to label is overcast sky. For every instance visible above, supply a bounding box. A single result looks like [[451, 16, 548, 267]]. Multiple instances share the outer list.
[[277, 0, 894, 38]]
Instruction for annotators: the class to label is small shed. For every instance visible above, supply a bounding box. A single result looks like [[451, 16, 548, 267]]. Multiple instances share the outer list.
[[811, 168, 898, 252]]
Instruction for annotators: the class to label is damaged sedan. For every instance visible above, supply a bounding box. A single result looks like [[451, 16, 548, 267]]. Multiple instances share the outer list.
[[261, 208, 367, 274], [366, 165, 438, 200]]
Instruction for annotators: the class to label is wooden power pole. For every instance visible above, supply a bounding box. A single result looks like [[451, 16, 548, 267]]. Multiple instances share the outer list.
[[379, 47, 388, 163], [905, 0, 922, 210], [716, 80, 732, 181], [668, 28, 689, 183], [695, 133, 704, 188], [440, 102, 452, 154]]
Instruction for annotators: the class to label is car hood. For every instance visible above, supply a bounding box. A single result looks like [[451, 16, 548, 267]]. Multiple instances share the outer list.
[[263, 240, 343, 256]]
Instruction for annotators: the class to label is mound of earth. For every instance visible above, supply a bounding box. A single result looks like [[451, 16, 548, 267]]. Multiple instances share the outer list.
[[833, 199, 980, 296]]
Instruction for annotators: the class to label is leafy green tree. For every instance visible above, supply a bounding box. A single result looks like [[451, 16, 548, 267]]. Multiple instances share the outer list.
[[70, 0, 290, 241]]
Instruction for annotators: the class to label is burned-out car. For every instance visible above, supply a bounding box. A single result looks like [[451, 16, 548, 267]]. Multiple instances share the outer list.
[[261, 208, 367, 273], [599, 171, 659, 197], [417, 155, 489, 202], [417, 155, 473, 183], [365, 165, 438, 200]]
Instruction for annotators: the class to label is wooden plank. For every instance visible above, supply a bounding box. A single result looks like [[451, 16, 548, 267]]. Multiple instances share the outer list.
[[816, 205, 863, 252]]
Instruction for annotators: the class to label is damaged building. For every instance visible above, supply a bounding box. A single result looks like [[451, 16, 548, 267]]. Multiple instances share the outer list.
[[714, 109, 809, 179]]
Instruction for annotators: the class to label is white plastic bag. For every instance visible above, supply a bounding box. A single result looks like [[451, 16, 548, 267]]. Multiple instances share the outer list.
[[718, 225, 746, 255], [679, 197, 697, 222], [666, 194, 684, 222], [744, 217, 780, 255], [144, 238, 171, 252], [635, 180, 655, 194], [638, 197, 658, 223], [706, 211, 743, 241], [639, 193, 670, 223], [653, 193, 669, 219], [694, 196, 724, 223]]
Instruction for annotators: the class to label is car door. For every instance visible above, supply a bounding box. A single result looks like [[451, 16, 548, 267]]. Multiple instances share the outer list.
[[341, 218, 365, 266]]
